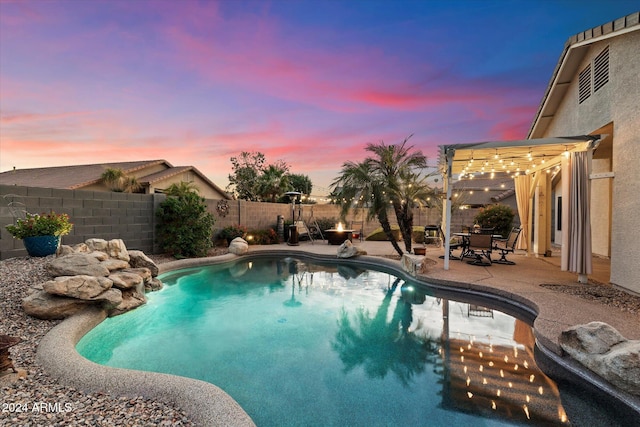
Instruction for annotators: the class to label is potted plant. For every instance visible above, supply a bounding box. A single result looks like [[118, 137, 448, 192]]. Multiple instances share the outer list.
[[6, 212, 73, 257]]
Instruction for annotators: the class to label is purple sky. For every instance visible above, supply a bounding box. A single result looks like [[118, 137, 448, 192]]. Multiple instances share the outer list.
[[1, 0, 637, 196]]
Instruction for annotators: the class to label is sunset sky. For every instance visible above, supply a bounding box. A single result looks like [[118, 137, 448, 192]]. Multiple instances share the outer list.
[[1, 0, 637, 196]]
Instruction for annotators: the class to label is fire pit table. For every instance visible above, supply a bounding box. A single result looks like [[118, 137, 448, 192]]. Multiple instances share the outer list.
[[325, 229, 354, 245]]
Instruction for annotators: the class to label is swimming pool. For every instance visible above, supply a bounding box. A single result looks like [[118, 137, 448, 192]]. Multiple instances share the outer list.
[[76, 256, 624, 426]]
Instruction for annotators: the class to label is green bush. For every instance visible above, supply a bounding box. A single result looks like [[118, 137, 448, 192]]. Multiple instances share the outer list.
[[315, 217, 337, 232], [247, 228, 279, 245], [217, 225, 248, 243], [365, 226, 402, 241], [156, 192, 215, 258], [412, 226, 425, 243], [474, 204, 514, 238]]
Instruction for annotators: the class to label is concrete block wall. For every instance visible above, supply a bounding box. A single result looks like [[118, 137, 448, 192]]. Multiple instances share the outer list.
[[1, 185, 160, 259]]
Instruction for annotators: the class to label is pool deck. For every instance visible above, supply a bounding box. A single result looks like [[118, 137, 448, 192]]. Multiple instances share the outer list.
[[36, 241, 640, 426]]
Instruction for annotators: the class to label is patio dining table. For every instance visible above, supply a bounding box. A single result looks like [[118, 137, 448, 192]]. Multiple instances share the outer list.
[[453, 232, 503, 264]]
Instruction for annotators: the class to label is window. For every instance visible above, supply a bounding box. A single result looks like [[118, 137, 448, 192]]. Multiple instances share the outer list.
[[578, 46, 609, 104]]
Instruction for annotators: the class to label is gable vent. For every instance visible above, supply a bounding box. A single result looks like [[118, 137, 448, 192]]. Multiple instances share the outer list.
[[578, 66, 591, 104], [593, 46, 609, 92]]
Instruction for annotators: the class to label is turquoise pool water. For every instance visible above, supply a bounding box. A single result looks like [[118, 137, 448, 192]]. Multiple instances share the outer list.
[[77, 257, 572, 426]]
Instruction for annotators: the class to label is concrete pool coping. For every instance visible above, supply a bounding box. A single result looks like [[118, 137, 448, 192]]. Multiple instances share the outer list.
[[37, 246, 640, 426]]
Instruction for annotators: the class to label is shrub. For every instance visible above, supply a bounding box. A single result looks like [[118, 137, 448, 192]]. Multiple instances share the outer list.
[[366, 226, 402, 241], [218, 225, 248, 243], [156, 192, 215, 258], [246, 228, 279, 245], [6, 212, 73, 239], [315, 217, 337, 232], [474, 204, 514, 238]]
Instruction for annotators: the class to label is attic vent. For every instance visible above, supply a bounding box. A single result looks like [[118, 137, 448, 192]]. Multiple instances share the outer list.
[[593, 46, 609, 92], [578, 66, 591, 104]]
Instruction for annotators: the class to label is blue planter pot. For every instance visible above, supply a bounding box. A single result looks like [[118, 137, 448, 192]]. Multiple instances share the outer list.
[[22, 235, 61, 257]]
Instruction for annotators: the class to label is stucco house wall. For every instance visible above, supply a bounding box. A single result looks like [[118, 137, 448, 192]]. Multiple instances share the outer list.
[[540, 29, 640, 293]]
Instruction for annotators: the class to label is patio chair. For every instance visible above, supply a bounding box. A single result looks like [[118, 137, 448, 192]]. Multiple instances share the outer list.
[[492, 227, 521, 265], [438, 225, 464, 260], [465, 233, 493, 266]]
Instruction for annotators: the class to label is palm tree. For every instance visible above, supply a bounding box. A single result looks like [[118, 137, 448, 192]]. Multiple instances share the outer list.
[[256, 164, 291, 202], [165, 181, 200, 197], [332, 136, 434, 255], [101, 168, 141, 193], [366, 136, 433, 253], [331, 159, 404, 256]]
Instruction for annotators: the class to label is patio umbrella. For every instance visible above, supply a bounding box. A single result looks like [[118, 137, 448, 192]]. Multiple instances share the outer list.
[[561, 151, 592, 283]]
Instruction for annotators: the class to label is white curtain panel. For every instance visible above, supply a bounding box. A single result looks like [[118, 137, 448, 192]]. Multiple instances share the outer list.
[[562, 151, 593, 274], [514, 174, 531, 250]]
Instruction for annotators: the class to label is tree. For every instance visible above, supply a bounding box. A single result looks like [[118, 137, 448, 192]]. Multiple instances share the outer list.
[[255, 163, 291, 202], [288, 173, 313, 202], [165, 181, 200, 197], [331, 159, 405, 256], [101, 168, 141, 193], [156, 188, 215, 258], [227, 151, 265, 201], [331, 136, 434, 256]]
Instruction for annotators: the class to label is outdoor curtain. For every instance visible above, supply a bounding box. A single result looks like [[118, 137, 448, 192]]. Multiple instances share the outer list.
[[561, 151, 592, 274], [514, 174, 531, 250]]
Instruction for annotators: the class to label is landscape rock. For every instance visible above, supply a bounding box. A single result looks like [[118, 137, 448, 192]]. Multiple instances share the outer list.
[[46, 253, 110, 277], [560, 322, 640, 396], [122, 267, 152, 284], [42, 275, 113, 300], [24, 238, 162, 319], [146, 277, 164, 292], [336, 240, 367, 258], [109, 287, 147, 317], [22, 290, 93, 320], [109, 271, 144, 289], [228, 237, 249, 255], [100, 258, 131, 271], [129, 250, 159, 276]]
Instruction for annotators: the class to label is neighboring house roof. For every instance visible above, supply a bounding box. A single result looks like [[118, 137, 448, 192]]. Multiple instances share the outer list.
[[528, 11, 639, 138], [0, 160, 232, 199]]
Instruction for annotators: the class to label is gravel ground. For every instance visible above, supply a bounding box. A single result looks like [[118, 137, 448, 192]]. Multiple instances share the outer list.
[[2, 249, 638, 426], [0, 255, 194, 427]]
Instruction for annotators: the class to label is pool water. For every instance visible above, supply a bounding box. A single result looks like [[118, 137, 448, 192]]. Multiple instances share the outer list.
[[78, 257, 571, 426]]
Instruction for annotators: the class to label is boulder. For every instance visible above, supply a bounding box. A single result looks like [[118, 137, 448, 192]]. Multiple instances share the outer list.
[[22, 290, 93, 320], [42, 275, 113, 300], [100, 258, 131, 272], [560, 322, 640, 396], [109, 271, 144, 289], [336, 240, 367, 258], [56, 245, 75, 257], [46, 253, 110, 277], [145, 277, 163, 292], [88, 250, 109, 261], [90, 288, 123, 306], [108, 287, 147, 317], [85, 238, 109, 252], [122, 267, 152, 284], [228, 237, 249, 255], [128, 250, 159, 276], [106, 239, 130, 261]]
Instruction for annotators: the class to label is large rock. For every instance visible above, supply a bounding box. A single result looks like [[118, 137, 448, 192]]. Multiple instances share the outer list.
[[42, 275, 113, 300], [22, 290, 93, 320], [560, 322, 640, 396], [100, 258, 131, 271], [128, 250, 159, 276], [108, 287, 147, 317], [336, 240, 367, 258], [109, 271, 144, 290], [86, 238, 130, 261], [122, 267, 152, 284], [46, 253, 110, 277], [146, 277, 163, 292], [228, 237, 249, 255]]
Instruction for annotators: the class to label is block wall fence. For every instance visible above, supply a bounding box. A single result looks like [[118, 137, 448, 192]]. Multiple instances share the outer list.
[[1, 185, 480, 260]]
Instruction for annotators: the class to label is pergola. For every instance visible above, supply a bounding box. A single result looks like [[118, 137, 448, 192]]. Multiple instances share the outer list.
[[438, 135, 601, 283]]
